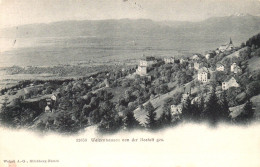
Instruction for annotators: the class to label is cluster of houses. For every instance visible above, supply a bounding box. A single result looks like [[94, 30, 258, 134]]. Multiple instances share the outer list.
[[163, 39, 240, 117], [120, 38, 241, 118]]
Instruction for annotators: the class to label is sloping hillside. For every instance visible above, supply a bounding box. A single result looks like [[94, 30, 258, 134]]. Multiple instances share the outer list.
[[248, 56, 260, 72]]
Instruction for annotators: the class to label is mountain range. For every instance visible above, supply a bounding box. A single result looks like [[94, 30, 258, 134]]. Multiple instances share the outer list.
[[1, 14, 260, 43]]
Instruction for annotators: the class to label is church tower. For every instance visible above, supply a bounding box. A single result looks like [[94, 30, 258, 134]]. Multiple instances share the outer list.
[[230, 37, 233, 44]]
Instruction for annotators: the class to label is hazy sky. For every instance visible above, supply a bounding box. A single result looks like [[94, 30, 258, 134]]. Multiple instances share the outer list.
[[1, 0, 260, 28]]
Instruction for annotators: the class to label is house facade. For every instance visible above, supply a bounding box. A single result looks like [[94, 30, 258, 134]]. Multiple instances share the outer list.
[[136, 66, 147, 76], [192, 54, 200, 61], [222, 77, 240, 90], [216, 63, 225, 71], [194, 62, 201, 70], [171, 104, 182, 116], [45, 105, 52, 112], [180, 58, 187, 64], [205, 53, 213, 60], [51, 94, 57, 101], [164, 57, 175, 64], [198, 67, 209, 83]]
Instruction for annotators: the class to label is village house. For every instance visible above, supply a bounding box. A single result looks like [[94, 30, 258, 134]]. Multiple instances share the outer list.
[[51, 94, 57, 101], [205, 52, 215, 60], [191, 54, 200, 61], [230, 63, 242, 74], [191, 96, 199, 105], [216, 63, 225, 71], [164, 57, 175, 64], [171, 104, 182, 116], [198, 67, 210, 83], [45, 105, 52, 112], [219, 38, 234, 52], [194, 62, 202, 71], [46, 98, 52, 105], [215, 49, 220, 55], [222, 77, 240, 90], [136, 65, 147, 76], [180, 58, 187, 64]]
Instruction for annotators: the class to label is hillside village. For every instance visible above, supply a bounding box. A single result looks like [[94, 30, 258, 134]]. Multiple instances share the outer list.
[[0, 33, 260, 134]]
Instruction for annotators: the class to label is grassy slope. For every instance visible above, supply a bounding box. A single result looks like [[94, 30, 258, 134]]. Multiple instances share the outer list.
[[221, 47, 248, 63]]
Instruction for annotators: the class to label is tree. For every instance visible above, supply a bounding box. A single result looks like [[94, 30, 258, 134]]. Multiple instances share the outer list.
[[199, 96, 205, 113], [144, 101, 155, 113], [98, 110, 122, 133], [181, 97, 193, 121], [246, 81, 260, 98], [145, 102, 157, 130], [55, 112, 79, 133], [172, 92, 182, 105], [235, 100, 254, 124], [123, 111, 140, 130], [219, 91, 231, 122], [158, 102, 172, 128], [0, 97, 11, 124], [191, 101, 202, 122], [202, 86, 222, 125]]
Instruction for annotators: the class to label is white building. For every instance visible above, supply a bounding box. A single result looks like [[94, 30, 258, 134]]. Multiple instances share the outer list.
[[164, 57, 175, 64], [45, 105, 51, 112], [216, 63, 225, 71], [180, 58, 187, 64], [51, 94, 57, 101], [198, 67, 209, 83], [222, 77, 240, 90], [194, 62, 201, 70], [136, 66, 147, 76], [171, 104, 182, 116], [191, 54, 200, 61], [205, 53, 212, 60]]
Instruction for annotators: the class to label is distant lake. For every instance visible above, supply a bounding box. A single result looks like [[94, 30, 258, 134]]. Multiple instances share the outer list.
[[0, 35, 223, 67]]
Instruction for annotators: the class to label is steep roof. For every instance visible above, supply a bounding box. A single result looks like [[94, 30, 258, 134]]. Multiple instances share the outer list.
[[224, 76, 238, 82]]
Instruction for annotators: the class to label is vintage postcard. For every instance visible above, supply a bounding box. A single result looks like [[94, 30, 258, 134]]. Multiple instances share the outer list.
[[0, 0, 260, 167]]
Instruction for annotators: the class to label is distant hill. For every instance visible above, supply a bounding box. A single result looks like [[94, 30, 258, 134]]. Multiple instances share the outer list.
[[1, 14, 260, 46]]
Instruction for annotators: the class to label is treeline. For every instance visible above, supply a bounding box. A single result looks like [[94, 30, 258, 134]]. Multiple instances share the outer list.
[[246, 33, 260, 48]]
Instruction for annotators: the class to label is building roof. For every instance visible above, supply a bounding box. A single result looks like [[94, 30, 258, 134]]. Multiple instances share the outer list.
[[219, 38, 234, 50], [198, 67, 209, 73], [216, 63, 225, 68], [141, 56, 156, 61], [224, 76, 238, 82]]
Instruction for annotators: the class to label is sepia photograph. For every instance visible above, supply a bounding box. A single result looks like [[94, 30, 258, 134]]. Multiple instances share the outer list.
[[0, 0, 260, 167]]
